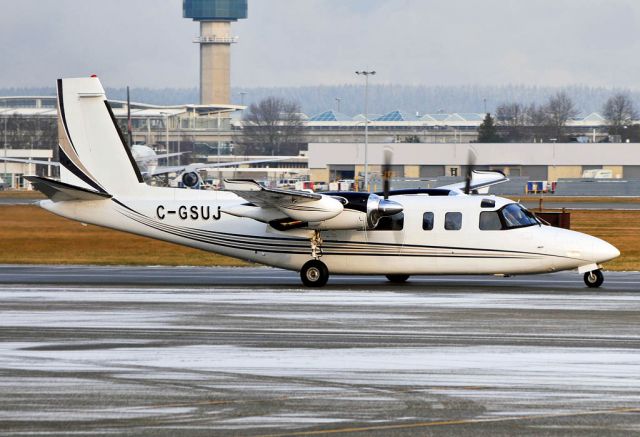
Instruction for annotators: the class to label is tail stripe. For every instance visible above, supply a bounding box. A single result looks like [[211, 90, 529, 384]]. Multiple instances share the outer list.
[[57, 80, 109, 193], [58, 147, 107, 194], [56, 79, 77, 155], [103, 101, 144, 183]]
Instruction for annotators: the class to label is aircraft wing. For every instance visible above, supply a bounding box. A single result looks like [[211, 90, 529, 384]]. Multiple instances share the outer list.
[[439, 170, 509, 194], [149, 157, 293, 177], [223, 179, 343, 223], [0, 157, 60, 166]]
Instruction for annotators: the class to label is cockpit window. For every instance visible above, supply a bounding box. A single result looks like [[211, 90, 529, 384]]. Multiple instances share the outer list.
[[479, 204, 539, 230], [501, 203, 539, 228]]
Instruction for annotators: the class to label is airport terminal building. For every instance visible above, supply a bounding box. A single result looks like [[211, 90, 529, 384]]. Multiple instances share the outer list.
[[308, 142, 640, 191], [2, 96, 639, 192]]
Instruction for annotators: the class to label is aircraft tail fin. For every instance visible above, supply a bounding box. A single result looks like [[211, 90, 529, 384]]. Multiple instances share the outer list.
[[56, 77, 145, 196], [25, 176, 112, 202]]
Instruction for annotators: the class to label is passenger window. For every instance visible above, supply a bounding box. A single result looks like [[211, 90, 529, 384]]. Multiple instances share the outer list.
[[374, 213, 404, 231], [479, 211, 502, 230], [423, 212, 434, 230], [444, 212, 462, 230]]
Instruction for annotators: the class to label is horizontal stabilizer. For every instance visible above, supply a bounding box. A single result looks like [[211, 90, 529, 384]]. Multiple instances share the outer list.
[[25, 176, 112, 202], [440, 170, 509, 194]]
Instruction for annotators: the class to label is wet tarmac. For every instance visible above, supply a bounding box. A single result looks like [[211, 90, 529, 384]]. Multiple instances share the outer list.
[[0, 266, 639, 436]]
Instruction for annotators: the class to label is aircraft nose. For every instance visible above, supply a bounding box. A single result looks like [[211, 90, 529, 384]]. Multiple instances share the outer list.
[[593, 239, 620, 263]]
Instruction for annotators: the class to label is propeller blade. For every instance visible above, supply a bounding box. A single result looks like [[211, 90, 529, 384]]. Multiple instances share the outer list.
[[382, 147, 392, 200], [464, 149, 477, 195]]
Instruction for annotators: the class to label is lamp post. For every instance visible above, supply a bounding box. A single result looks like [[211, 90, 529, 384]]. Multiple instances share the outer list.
[[160, 112, 170, 164], [356, 70, 375, 191], [3, 115, 7, 184], [335, 97, 342, 113]]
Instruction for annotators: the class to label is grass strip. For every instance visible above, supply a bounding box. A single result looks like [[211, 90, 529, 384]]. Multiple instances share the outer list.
[[0, 205, 637, 271]]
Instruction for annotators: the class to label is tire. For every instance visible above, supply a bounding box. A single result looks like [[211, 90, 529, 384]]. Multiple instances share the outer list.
[[386, 274, 410, 283], [300, 260, 329, 287], [584, 269, 604, 288]]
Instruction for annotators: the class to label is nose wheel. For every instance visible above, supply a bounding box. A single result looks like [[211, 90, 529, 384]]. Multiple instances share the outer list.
[[300, 260, 329, 287], [584, 269, 604, 288]]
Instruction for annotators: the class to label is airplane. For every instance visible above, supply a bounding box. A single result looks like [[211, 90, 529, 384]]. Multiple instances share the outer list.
[[0, 137, 290, 190], [26, 77, 619, 288]]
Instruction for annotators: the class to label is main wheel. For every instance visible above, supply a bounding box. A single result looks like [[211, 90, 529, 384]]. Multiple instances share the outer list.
[[584, 269, 604, 288], [386, 274, 410, 283], [300, 260, 329, 287]]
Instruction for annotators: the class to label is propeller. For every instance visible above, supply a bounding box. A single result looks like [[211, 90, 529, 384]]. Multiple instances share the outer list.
[[364, 147, 403, 228], [464, 149, 477, 195], [382, 147, 392, 199]]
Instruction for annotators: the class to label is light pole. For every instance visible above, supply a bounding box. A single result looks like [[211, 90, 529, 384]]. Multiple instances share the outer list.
[[335, 97, 342, 113], [239, 91, 248, 105], [160, 112, 170, 164], [356, 70, 375, 191], [3, 115, 7, 184]]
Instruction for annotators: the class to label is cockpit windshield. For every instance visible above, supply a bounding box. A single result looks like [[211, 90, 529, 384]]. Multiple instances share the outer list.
[[500, 203, 539, 229], [479, 203, 540, 230]]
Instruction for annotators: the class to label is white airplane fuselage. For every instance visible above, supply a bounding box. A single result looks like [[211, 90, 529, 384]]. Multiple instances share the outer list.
[[41, 185, 619, 276], [31, 77, 619, 286]]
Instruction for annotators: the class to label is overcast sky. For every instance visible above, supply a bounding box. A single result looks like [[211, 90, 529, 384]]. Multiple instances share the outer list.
[[1, 0, 639, 89]]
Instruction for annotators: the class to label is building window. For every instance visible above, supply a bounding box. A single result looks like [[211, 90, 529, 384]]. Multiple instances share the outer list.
[[422, 212, 434, 230], [444, 212, 462, 230]]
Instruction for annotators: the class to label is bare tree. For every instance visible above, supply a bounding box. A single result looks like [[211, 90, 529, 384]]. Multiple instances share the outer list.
[[524, 103, 547, 127], [237, 97, 306, 156], [496, 103, 526, 141], [496, 103, 526, 126], [544, 91, 578, 139], [602, 92, 638, 135]]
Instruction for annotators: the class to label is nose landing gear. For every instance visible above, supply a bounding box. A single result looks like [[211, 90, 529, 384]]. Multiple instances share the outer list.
[[584, 269, 604, 288]]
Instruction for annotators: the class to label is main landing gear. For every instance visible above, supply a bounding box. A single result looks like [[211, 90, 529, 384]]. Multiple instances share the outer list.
[[583, 269, 604, 288], [301, 231, 329, 287], [300, 259, 329, 287]]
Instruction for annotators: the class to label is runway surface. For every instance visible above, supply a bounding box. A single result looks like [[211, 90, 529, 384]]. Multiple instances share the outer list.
[[1, 266, 639, 436]]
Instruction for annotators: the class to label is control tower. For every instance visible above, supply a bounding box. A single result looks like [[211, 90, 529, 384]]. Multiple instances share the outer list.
[[183, 0, 248, 105]]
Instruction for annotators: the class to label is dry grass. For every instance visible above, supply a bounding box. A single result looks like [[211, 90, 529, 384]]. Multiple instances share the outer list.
[[0, 205, 248, 266], [0, 205, 637, 270], [0, 191, 46, 199], [570, 210, 640, 271]]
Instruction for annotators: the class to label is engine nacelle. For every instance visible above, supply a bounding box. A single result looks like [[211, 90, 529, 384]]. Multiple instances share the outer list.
[[308, 193, 403, 230], [276, 195, 344, 222], [181, 171, 200, 188], [308, 209, 368, 230]]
